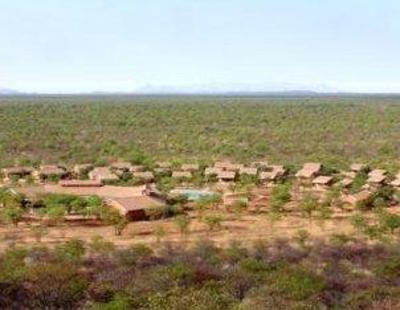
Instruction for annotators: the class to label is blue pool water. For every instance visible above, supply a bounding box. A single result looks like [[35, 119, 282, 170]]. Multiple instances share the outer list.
[[171, 189, 214, 201]]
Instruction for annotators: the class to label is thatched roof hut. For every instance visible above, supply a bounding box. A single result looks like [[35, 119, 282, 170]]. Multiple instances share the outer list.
[[172, 171, 192, 179], [295, 163, 322, 179], [89, 167, 119, 183], [312, 176, 334, 186], [133, 171, 155, 182], [181, 164, 200, 172], [108, 196, 165, 221], [239, 167, 258, 176]]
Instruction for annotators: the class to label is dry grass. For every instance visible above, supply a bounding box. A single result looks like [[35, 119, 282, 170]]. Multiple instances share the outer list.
[[0, 208, 358, 252]]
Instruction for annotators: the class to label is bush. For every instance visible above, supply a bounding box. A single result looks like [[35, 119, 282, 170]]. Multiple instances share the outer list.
[[91, 294, 133, 310], [25, 262, 88, 309], [56, 239, 86, 263], [174, 215, 191, 236], [239, 258, 275, 274], [0, 206, 24, 227], [299, 194, 319, 220], [345, 287, 400, 309], [270, 184, 291, 212], [115, 244, 153, 266], [271, 266, 326, 301], [203, 215, 224, 232]]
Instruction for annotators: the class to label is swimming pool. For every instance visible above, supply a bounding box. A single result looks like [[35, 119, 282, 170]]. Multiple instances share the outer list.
[[170, 188, 215, 201]]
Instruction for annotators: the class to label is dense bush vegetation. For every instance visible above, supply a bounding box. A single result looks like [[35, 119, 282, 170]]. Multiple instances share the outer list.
[[0, 95, 399, 171], [1, 238, 400, 308]]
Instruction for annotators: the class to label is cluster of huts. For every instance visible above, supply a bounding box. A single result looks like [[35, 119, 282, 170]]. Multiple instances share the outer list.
[[2, 161, 400, 192], [2, 160, 400, 222]]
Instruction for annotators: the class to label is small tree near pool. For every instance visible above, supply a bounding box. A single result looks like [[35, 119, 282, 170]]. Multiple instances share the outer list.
[[99, 207, 129, 236]]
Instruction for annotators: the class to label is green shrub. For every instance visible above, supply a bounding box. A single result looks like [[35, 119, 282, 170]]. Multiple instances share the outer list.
[[25, 262, 88, 309], [270, 183, 291, 212], [239, 258, 275, 274], [55, 239, 86, 263], [272, 267, 326, 301]]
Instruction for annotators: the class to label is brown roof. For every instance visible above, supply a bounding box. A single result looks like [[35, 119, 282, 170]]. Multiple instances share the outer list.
[[390, 178, 400, 187], [250, 161, 269, 168], [110, 196, 165, 213], [204, 167, 222, 176], [303, 163, 322, 171], [111, 162, 132, 170], [153, 167, 171, 174], [181, 164, 199, 171], [368, 169, 387, 177], [259, 165, 286, 181], [73, 164, 93, 174], [295, 163, 322, 179], [2, 166, 34, 176], [350, 164, 368, 172], [37, 165, 66, 176], [342, 171, 357, 179], [227, 164, 244, 172], [344, 190, 372, 205], [172, 171, 192, 178], [340, 178, 354, 188], [259, 171, 278, 181], [269, 165, 285, 172], [368, 174, 386, 184], [129, 165, 145, 172], [367, 169, 387, 184], [214, 161, 243, 171], [133, 171, 154, 181], [155, 162, 172, 169], [59, 180, 103, 187], [295, 170, 314, 178], [312, 176, 334, 185], [214, 161, 232, 169], [239, 167, 258, 176], [223, 192, 249, 205], [217, 170, 236, 180], [89, 167, 119, 182]]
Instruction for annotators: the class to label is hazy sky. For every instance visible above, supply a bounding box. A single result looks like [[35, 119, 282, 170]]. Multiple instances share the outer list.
[[1, 0, 400, 93]]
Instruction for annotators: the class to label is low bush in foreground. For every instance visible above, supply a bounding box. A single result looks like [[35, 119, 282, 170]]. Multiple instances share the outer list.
[[1, 237, 400, 309]]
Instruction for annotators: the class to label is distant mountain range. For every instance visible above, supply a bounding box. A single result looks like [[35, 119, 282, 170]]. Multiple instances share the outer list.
[[0, 87, 20, 94], [1, 83, 398, 95], [136, 82, 338, 94]]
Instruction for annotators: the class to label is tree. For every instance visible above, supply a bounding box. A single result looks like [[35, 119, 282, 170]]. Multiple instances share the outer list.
[[315, 204, 334, 231], [114, 218, 129, 236], [30, 224, 48, 243], [230, 200, 248, 219], [154, 226, 166, 243], [99, 207, 129, 236], [299, 194, 319, 223], [1, 206, 24, 227], [25, 262, 88, 309], [194, 194, 222, 218], [350, 213, 368, 233], [56, 239, 86, 263], [203, 215, 223, 232], [88, 235, 115, 255], [293, 229, 310, 248], [41, 205, 65, 226], [270, 183, 291, 213], [377, 209, 400, 234], [0, 188, 24, 209], [351, 213, 383, 240], [174, 215, 191, 237]]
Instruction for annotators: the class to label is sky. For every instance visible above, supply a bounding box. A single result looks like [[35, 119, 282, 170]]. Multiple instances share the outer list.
[[1, 0, 400, 93]]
